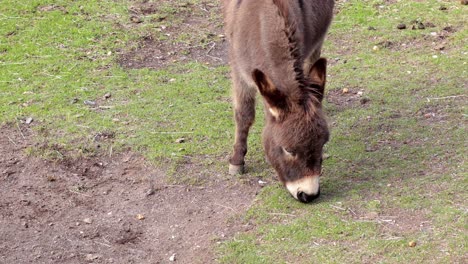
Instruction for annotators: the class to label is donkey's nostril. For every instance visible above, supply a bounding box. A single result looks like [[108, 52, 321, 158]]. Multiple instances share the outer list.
[[297, 189, 320, 203]]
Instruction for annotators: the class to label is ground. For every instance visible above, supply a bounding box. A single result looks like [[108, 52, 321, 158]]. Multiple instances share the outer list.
[[0, 125, 258, 263], [0, 0, 466, 263]]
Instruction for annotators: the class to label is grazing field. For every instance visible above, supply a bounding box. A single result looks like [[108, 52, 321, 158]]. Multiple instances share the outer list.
[[0, 0, 466, 263]]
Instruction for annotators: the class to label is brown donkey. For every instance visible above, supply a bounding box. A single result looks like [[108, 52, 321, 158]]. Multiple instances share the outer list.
[[224, 0, 334, 203]]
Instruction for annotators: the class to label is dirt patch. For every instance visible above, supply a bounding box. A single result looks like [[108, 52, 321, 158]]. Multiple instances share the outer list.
[[353, 207, 432, 237], [38, 5, 68, 14], [118, 1, 228, 70], [326, 88, 371, 110], [118, 36, 228, 70], [0, 125, 258, 263]]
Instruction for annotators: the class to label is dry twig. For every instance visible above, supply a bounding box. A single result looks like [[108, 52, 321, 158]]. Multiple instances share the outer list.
[[426, 95, 466, 102]]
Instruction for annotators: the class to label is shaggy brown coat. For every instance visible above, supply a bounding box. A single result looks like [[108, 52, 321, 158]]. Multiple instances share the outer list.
[[224, 0, 334, 203]]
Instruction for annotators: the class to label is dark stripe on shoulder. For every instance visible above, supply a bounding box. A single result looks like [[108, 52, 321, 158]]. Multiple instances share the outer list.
[[299, 0, 307, 54], [298, 0, 304, 10]]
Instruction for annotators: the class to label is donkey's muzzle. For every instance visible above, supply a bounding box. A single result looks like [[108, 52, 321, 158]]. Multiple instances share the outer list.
[[297, 189, 320, 203], [285, 175, 320, 203]]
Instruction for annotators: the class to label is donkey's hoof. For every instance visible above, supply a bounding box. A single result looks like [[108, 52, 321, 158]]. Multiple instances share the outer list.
[[229, 164, 245, 175]]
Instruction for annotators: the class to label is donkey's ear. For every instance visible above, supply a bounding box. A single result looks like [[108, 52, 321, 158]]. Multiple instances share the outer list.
[[252, 69, 287, 119], [307, 58, 327, 101]]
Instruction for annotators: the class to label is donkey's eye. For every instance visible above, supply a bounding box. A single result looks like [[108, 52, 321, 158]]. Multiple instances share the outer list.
[[282, 147, 296, 157]]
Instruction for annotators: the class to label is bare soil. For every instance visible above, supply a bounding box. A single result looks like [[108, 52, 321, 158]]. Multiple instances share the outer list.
[[326, 88, 371, 110], [0, 125, 259, 263], [118, 1, 228, 70]]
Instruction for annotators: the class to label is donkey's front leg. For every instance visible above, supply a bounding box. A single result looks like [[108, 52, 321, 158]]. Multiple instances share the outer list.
[[229, 75, 256, 175]]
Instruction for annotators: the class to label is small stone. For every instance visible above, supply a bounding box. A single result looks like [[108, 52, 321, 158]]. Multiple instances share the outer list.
[[169, 254, 176, 262], [434, 44, 445, 51], [372, 45, 379, 51], [258, 180, 267, 186], [107, 51, 112, 56], [85, 254, 100, 261], [342, 88, 349, 94], [442, 26, 454, 33], [397, 23, 406, 30], [25, 117, 33, 124], [365, 212, 379, 219], [136, 214, 145, 220], [84, 100, 96, 106], [424, 113, 434, 118], [432, 55, 438, 59], [146, 188, 155, 196], [365, 146, 376, 152], [408, 241, 417, 247], [357, 91, 364, 96], [360, 98, 370, 105], [83, 218, 92, 224], [46, 175, 56, 182], [103, 93, 111, 99], [175, 138, 185, 143], [130, 16, 142, 23], [169, 78, 176, 82]]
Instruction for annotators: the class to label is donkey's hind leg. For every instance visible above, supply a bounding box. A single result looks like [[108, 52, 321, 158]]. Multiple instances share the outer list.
[[229, 73, 256, 175]]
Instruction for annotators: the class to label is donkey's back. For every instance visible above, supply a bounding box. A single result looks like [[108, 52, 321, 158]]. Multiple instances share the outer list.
[[224, 0, 334, 87]]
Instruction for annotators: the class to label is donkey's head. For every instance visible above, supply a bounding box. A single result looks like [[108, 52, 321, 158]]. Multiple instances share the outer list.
[[253, 58, 329, 203]]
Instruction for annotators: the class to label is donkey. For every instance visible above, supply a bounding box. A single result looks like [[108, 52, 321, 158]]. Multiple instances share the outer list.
[[223, 0, 334, 203]]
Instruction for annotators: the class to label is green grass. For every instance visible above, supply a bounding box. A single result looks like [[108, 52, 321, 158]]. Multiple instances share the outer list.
[[219, 0, 467, 262], [1, 0, 466, 263]]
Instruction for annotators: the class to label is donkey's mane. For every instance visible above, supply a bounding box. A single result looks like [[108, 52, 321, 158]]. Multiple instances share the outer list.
[[272, 0, 323, 108]]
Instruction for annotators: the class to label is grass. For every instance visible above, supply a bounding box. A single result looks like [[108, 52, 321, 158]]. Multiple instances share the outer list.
[[1, 0, 466, 263]]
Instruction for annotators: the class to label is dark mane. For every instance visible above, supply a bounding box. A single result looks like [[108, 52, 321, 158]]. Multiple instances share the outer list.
[[272, 0, 323, 107]]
